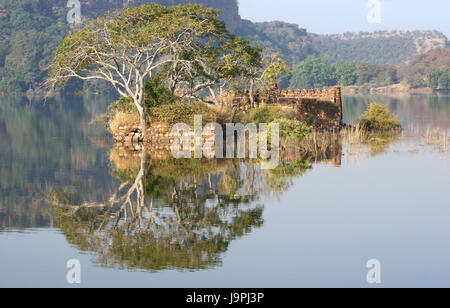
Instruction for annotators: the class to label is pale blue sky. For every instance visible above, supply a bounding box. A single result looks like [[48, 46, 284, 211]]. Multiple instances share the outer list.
[[239, 0, 450, 38]]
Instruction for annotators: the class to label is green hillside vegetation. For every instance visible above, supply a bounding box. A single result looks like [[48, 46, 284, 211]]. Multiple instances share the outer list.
[[235, 20, 314, 64], [427, 68, 450, 90], [0, 0, 69, 95], [400, 48, 450, 88], [288, 56, 398, 90]]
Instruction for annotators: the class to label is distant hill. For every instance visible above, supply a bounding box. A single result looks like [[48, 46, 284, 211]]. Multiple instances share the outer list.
[[235, 20, 314, 64], [399, 48, 450, 88], [0, 0, 448, 95], [310, 31, 449, 64]]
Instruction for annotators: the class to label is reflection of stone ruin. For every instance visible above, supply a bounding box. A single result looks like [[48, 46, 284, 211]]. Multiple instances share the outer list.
[[112, 130, 343, 167], [225, 84, 343, 130]]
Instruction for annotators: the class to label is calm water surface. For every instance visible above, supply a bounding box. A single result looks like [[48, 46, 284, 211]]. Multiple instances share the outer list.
[[0, 94, 449, 287]]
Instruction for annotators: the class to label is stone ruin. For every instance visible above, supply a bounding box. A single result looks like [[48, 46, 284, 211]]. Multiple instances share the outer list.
[[113, 84, 343, 149], [113, 122, 216, 157], [224, 84, 343, 130]]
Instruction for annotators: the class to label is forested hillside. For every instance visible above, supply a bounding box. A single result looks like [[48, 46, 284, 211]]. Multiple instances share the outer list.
[[0, 0, 69, 95], [235, 20, 314, 64], [0, 0, 448, 96], [310, 31, 448, 64], [400, 48, 450, 88]]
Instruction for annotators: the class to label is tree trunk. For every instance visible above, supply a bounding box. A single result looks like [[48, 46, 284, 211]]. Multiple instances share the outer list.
[[249, 79, 255, 109], [134, 98, 147, 142], [208, 86, 218, 104]]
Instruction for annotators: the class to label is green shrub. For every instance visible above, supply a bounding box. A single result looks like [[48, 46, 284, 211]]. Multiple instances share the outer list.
[[357, 103, 402, 131], [241, 106, 292, 125], [149, 101, 216, 126], [427, 68, 450, 90], [108, 97, 136, 116], [143, 77, 177, 108], [270, 118, 311, 139], [108, 77, 177, 117]]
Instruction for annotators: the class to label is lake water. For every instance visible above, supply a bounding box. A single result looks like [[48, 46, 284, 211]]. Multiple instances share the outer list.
[[0, 94, 449, 288]]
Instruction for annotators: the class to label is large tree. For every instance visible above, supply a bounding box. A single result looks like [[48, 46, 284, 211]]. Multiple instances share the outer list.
[[47, 3, 235, 131]]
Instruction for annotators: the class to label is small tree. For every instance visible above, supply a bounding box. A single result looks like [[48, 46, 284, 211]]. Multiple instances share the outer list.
[[47, 4, 230, 132], [246, 54, 288, 107], [218, 37, 263, 106]]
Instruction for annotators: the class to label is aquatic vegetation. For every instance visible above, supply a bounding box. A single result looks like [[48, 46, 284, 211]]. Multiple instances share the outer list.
[[345, 124, 401, 157], [357, 103, 402, 131]]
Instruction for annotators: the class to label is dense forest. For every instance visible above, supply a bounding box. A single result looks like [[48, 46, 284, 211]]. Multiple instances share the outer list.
[[0, 0, 448, 96], [287, 56, 398, 90]]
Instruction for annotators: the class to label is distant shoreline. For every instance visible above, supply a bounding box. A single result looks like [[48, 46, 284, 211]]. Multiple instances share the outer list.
[[342, 84, 449, 96]]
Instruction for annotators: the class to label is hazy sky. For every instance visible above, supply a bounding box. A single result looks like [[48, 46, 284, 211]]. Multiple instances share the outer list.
[[239, 0, 450, 37]]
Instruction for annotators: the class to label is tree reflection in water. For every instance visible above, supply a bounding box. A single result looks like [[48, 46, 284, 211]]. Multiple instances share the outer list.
[[49, 135, 345, 272]]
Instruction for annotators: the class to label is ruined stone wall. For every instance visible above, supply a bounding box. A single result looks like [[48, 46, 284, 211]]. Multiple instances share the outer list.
[[113, 85, 343, 148], [113, 122, 215, 155], [228, 85, 343, 130]]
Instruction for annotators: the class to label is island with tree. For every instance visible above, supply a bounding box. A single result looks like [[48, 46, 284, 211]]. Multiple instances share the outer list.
[[47, 3, 398, 151]]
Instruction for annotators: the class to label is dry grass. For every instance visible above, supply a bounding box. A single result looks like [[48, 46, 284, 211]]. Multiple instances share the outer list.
[[206, 104, 235, 124], [344, 125, 402, 157], [344, 124, 449, 163], [278, 131, 343, 166], [109, 112, 140, 134], [424, 128, 448, 153], [405, 126, 449, 154]]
